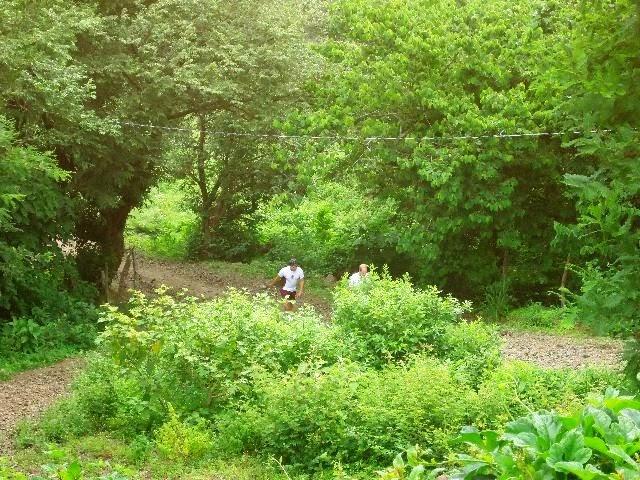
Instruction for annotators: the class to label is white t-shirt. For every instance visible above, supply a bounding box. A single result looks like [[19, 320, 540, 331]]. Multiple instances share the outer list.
[[278, 266, 304, 291], [349, 272, 365, 286]]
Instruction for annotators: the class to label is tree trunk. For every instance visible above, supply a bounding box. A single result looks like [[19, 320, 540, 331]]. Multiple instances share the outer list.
[[75, 203, 133, 290], [501, 250, 509, 281], [560, 254, 571, 307]]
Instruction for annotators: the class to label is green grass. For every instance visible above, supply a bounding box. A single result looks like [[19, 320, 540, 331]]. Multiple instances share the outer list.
[[0, 345, 82, 381], [4, 433, 301, 480], [487, 303, 588, 336]]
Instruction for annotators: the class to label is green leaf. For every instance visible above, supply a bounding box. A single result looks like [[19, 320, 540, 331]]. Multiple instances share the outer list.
[[551, 462, 608, 480], [406, 445, 420, 467], [609, 445, 638, 468], [547, 431, 592, 468], [407, 465, 425, 480]]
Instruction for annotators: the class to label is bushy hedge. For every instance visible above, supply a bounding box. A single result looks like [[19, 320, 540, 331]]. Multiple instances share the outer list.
[[333, 269, 473, 366], [216, 356, 474, 468], [32, 275, 623, 474]]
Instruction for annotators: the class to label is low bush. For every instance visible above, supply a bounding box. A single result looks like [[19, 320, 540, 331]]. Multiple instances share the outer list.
[[155, 405, 213, 462], [216, 355, 475, 470], [381, 388, 640, 479], [474, 361, 624, 429], [332, 270, 471, 366], [441, 321, 502, 387], [216, 355, 620, 474], [37, 397, 93, 444], [75, 290, 341, 436]]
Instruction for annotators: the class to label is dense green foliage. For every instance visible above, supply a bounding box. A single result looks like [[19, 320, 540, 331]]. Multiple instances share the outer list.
[[0, 117, 97, 370], [125, 182, 198, 259], [3, 0, 640, 477], [257, 183, 399, 274], [1, 0, 319, 282], [14, 278, 622, 477], [332, 270, 471, 366], [4, 0, 639, 339], [282, 0, 580, 301], [273, 0, 638, 321], [381, 389, 640, 479]]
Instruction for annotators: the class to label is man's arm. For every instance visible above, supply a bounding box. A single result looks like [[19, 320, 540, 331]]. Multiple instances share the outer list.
[[297, 278, 304, 297], [267, 275, 282, 288]]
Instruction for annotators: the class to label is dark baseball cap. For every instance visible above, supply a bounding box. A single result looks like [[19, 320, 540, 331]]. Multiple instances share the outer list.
[[288, 258, 298, 266]]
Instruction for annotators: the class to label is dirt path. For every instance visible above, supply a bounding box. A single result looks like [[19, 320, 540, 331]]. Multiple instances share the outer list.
[[122, 255, 333, 317], [500, 331, 623, 370], [0, 358, 84, 453], [129, 256, 265, 298]]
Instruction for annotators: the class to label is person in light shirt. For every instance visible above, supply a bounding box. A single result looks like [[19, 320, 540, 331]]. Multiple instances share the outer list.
[[349, 264, 369, 287], [268, 258, 304, 311]]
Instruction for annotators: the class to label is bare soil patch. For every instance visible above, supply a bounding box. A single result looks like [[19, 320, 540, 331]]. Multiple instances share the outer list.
[[116, 254, 333, 317], [500, 330, 623, 370], [0, 358, 84, 453]]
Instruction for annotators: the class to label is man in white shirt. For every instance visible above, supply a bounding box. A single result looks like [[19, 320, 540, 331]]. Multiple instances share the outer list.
[[268, 258, 304, 311], [349, 264, 369, 287]]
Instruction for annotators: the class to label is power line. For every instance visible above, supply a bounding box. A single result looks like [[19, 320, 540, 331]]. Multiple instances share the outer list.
[[119, 120, 614, 144]]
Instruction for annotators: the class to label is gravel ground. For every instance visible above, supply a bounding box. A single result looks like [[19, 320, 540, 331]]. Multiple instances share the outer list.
[[500, 330, 624, 369], [0, 358, 84, 453]]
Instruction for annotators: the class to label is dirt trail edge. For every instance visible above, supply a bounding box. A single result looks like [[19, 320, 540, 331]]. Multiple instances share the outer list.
[[126, 255, 332, 317], [0, 358, 84, 453]]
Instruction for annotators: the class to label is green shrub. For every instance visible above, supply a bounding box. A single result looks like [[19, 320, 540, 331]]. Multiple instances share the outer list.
[[474, 361, 624, 429], [504, 303, 576, 331], [355, 356, 475, 462], [0, 458, 27, 480], [216, 355, 474, 470], [481, 279, 512, 322], [333, 270, 471, 366], [384, 389, 640, 479], [440, 321, 502, 387], [155, 405, 213, 462], [125, 181, 198, 260], [0, 120, 97, 360], [37, 397, 93, 443], [216, 360, 365, 469], [76, 290, 342, 436], [0, 305, 97, 355]]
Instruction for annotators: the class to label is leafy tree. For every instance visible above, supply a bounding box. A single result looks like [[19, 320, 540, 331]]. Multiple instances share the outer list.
[[159, 0, 324, 260], [2, 0, 323, 281], [552, 0, 640, 333], [291, 0, 582, 301], [0, 117, 92, 322]]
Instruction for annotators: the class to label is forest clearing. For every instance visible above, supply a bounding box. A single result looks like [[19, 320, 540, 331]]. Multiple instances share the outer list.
[[1, 0, 639, 478]]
